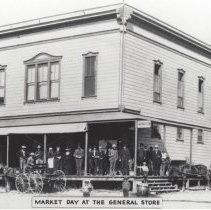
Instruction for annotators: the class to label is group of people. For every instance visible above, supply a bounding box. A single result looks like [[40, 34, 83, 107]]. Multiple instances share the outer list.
[[16, 144, 85, 175], [88, 144, 131, 176], [16, 145, 44, 173], [16, 142, 170, 177], [46, 144, 85, 175], [137, 143, 170, 176]]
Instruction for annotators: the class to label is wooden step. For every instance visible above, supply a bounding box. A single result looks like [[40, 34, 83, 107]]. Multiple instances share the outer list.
[[151, 188, 179, 193], [148, 178, 169, 182], [150, 186, 175, 190], [148, 182, 172, 186]]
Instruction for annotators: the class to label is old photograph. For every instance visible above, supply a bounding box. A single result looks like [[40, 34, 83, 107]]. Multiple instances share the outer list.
[[0, 0, 211, 209]]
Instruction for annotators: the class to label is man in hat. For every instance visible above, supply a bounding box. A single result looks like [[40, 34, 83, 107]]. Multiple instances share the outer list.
[[119, 145, 131, 175], [62, 147, 74, 175], [108, 144, 118, 176], [35, 145, 43, 164], [73, 145, 84, 176], [152, 144, 162, 176], [98, 146, 106, 175], [16, 145, 28, 173], [91, 146, 100, 175], [27, 152, 35, 168], [87, 147, 93, 175], [47, 147, 54, 172], [148, 146, 154, 175], [137, 143, 145, 167], [54, 146, 62, 171]]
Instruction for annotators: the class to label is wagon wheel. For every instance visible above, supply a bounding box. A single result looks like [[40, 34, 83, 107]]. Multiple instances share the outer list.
[[53, 170, 66, 192], [29, 172, 43, 194], [15, 174, 30, 193]]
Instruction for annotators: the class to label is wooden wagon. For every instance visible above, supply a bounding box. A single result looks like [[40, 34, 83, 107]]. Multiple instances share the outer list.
[[4, 163, 66, 194]]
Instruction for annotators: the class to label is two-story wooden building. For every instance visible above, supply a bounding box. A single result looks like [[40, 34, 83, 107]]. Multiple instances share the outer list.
[[0, 3, 211, 176]]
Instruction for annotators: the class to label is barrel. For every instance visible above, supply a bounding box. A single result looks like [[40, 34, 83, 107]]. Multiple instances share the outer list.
[[136, 183, 150, 197]]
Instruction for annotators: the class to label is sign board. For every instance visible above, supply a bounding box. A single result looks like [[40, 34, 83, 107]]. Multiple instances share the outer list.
[[137, 120, 151, 128]]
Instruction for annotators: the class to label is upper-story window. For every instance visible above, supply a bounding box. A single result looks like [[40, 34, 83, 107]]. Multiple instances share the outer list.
[[198, 76, 205, 113], [153, 60, 163, 103], [24, 53, 62, 102], [82, 52, 98, 97], [177, 69, 185, 108], [0, 65, 6, 104]]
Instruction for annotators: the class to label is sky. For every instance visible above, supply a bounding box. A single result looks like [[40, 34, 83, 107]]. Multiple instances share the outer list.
[[0, 0, 211, 45]]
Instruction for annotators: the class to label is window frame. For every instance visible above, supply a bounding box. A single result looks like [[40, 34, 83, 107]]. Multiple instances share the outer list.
[[176, 127, 184, 142], [197, 129, 204, 144], [197, 76, 205, 114], [177, 69, 185, 109], [24, 53, 62, 103], [0, 65, 6, 105], [82, 52, 98, 98], [153, 59, 163, 104]]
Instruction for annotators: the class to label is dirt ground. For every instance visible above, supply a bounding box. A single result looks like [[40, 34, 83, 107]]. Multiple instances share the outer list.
[[1, 187, 211, 209]]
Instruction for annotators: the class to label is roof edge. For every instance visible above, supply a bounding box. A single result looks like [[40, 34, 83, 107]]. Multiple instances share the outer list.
[[121, 4, 211, 54]]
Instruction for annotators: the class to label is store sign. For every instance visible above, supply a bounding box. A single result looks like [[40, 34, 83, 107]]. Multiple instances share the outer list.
[[137, 120, 151, 128]]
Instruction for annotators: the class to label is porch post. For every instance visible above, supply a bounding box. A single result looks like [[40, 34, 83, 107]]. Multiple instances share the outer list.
[[190, 129, 193, 164], [163, 125, 166, 148], [134, 120, 138, 176], [6, 135, 9, 167], [44, 134, 47, 164], [84, 124, 88, 176]]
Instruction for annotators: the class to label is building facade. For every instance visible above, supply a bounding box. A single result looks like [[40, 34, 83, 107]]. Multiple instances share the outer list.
[[0, 4, 211, 171]]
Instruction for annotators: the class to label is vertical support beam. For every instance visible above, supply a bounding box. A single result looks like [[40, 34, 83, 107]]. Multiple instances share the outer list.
[[190, 129, 193, 164], [44, 134, 47, 164], [134, 120, 138, 176], [6, 135, 9, 167], [163, 125, 166, 149], [84, 124, 88, 176]]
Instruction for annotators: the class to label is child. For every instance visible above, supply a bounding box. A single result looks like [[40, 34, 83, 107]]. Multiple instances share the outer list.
[[139, 162, 149, 183], [82, 180, 93, 197], [122, 177, 130, 197]]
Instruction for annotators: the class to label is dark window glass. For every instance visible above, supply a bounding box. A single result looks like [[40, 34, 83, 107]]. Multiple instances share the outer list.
[[84, 56, 96, 97]]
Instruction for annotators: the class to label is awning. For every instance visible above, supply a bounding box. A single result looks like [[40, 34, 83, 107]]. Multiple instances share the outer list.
[[0, 123, 87, 135]]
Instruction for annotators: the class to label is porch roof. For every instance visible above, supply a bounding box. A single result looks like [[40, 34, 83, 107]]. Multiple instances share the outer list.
[[0, 122, 87, 135], [0, 111, 138, 135]]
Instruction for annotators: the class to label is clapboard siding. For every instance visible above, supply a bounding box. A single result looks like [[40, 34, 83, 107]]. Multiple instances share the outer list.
[[0, 32, 120, 117], [165, 126, 190, 160], [123, 33, 211, 128]]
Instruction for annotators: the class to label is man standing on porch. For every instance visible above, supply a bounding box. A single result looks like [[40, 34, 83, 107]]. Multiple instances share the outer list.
[[137, 143, 145, 175], [108, 144, 118, 176], [16, 145, 28, 173], [74, 144, 84, 176], [152, 144, 162, 176], [92, 146, 100, 175], [119, 145, 131, 175], [54, 146, 62, 170]]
